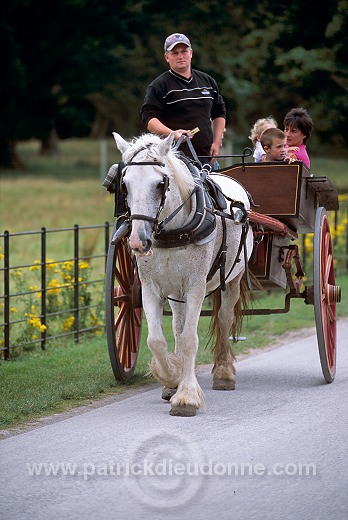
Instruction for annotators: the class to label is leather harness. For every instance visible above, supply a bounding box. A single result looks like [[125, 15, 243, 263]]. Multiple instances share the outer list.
[[111, 144, 251, 292]]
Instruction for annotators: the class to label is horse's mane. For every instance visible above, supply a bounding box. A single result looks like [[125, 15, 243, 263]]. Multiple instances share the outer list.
[[123, 133, 197, 196]]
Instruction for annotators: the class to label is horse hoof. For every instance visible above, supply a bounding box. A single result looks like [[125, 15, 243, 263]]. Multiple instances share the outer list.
[[169, 404, 197, 417], [213, 379, 235, 391], [161, 387, 177, 401]]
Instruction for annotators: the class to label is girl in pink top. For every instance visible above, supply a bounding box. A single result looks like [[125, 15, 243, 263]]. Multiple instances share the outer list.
[[284, 107, 313, 169]]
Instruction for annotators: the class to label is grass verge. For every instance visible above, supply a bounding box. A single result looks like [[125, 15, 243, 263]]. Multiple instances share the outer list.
[[1, 274, 347, 432]]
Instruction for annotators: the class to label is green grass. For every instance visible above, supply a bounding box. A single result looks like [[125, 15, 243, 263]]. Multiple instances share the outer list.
[[310, 156, 348, 193], [1, 139, 348, 431], [1, 274, 347, 431], [0, 138, 120, 236]]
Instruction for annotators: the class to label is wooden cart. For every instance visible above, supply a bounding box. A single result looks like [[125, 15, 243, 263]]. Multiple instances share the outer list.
[[105, 160, 341, 384]]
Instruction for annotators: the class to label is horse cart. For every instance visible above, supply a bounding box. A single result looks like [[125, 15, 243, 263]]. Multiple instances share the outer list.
[[104, 134, 341, 410]]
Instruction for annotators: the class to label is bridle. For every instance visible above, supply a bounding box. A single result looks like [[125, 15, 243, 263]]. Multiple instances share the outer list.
[[120, 153, 170, 232], [120, 146, 197, 234]]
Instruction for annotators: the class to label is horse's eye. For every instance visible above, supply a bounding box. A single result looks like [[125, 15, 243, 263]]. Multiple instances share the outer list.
[[156, 181, 165, 189]]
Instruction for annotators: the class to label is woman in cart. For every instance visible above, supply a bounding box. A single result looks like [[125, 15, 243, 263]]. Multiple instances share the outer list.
[[283, 107, 313, 169]]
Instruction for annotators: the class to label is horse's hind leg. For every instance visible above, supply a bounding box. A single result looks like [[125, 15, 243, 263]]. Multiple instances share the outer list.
[[211, 272, 244, 391]]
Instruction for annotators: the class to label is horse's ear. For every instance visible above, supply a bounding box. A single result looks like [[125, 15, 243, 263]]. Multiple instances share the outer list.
[[158, 132, 175, 156], [112, 132, 130, 154]]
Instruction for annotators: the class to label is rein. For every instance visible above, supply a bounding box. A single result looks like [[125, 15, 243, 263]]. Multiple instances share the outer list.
[[120, 140, 252, 304]]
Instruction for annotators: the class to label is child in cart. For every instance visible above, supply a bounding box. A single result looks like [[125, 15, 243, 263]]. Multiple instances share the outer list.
[[249, 116, 278, 162], [260, 128, 296, 163]]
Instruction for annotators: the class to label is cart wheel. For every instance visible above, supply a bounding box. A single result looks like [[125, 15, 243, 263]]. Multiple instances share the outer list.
[[105, 227, 142, 381], [313, 207, 341, 383]]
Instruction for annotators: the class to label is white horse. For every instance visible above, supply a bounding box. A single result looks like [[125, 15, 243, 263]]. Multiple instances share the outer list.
[[113, 132, 254, 416]]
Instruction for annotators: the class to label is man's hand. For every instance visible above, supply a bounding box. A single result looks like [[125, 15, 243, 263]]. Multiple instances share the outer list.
[[173, 129, 190, 141], [210, 141, 222, 164]]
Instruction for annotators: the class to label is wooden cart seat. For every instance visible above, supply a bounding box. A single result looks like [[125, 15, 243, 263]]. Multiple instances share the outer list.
[[217, 161, 339, 234]]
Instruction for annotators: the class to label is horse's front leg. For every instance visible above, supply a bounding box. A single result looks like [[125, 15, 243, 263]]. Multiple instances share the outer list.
[[160, 299, 186, 401], [169, 290, 205, 417], [141, 287, 183, 390]]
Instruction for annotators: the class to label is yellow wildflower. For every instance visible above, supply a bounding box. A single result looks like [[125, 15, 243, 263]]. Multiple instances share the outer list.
[[62, 261, 73, 272], [47, 279, 61, 295], [30, 260, 41, 271], [47, 259, 58, 270], [62, 316, 75, 331]]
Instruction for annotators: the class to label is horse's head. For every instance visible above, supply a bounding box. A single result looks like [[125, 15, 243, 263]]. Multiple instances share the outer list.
[[113, 132, 175, 255]]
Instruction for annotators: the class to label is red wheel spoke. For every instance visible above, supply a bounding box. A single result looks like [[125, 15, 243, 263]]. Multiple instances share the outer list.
[[326, 303, 335, 323], [115, 304, 127, 329], [114, 293, 128, 304], [324, 253, 333, 286], [118, 316, 128, 367], [115, 266, 130, 293]]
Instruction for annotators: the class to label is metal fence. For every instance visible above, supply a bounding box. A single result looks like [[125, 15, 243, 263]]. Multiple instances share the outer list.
[[1, 198, 347, 360], [1, 223, 112, 359]]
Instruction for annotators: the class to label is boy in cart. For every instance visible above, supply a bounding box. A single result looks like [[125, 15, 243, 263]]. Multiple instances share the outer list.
[[260, 128, 296, 163]]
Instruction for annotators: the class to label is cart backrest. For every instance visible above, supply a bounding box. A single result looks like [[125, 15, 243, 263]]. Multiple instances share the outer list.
[[217, 161, 338, 234]]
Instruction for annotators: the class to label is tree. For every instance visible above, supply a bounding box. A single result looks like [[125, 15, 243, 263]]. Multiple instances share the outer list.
[[1, 0, 347, 168], [0, 0, 137, 167]]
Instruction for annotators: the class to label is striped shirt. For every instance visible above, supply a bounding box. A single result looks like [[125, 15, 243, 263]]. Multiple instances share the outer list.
[[141, 68, 226, 159]]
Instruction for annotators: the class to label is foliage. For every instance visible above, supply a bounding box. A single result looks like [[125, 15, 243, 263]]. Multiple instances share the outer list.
[[302, 194, 348, 277], [1, 0, 348, 167], [0, 257, 104, 357]]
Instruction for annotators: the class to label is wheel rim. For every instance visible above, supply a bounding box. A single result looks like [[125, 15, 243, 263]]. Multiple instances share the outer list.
[[105, 235, 142, 380], [313, 208, 339, 383]]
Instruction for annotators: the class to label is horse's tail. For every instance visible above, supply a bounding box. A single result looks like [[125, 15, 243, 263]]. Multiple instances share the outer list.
[[208, 272, 261, 349]]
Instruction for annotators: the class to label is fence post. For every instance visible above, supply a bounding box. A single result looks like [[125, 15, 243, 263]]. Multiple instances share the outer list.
[[41, 227, 47, 350], [4, 231, 10, 360], [74, 224, 79, 343]]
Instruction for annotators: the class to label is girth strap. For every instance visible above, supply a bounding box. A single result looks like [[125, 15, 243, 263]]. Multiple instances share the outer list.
[[206, 220, 251, 292], [207, 216, 227, 289]]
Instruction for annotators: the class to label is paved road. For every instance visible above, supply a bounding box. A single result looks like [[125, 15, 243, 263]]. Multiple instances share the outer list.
[[1, 319, 348, 520]]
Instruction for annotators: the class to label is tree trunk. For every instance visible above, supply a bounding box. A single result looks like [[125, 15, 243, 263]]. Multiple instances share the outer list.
[[0, 137, 25, 169], [40, 127, 60, 156]]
